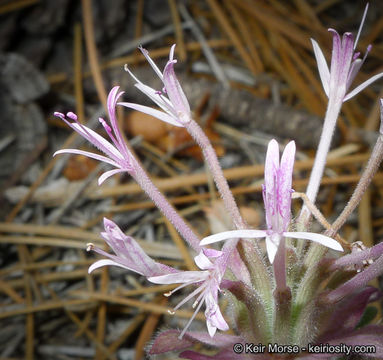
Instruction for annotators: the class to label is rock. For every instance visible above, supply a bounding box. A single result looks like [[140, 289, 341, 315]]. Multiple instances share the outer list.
[[22, 0, 69, 35], [0, 53, 49, 103]]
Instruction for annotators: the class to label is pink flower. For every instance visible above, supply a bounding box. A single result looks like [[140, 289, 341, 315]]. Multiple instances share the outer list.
[[87, 218, 176, 277], [311, 4, 383, 103], [119, 44, 191, 127], [200, 140, 343, 264], [87, 218, 227, 338], [149, 248, 229, 338], [54, 87, 134, 184]]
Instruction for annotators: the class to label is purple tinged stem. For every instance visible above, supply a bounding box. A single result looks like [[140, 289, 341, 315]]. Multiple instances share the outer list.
[[184, 119, 270, 286], [130, 156, 201, 252], [184, 119, 245, 230]]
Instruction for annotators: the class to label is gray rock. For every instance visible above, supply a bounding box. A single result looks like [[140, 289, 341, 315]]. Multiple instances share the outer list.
[[0, 53, 49, 103]]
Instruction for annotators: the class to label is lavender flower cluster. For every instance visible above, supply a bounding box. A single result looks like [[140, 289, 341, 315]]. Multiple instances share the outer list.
[[54, 5, 383, 359]]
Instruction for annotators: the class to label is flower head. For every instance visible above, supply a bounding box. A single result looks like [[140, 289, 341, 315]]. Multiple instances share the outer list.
[[87, 218, 227, 338], [149, 248, 229, 338], [311, 4, 383, 102], [54, 87, 134, 184], [200, 140, 343, 263], [87, 218, 176, 277], [119, 44, 191, 127]]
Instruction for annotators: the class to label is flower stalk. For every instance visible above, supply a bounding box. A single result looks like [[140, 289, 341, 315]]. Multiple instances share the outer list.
[[301, 4, 383, 226]]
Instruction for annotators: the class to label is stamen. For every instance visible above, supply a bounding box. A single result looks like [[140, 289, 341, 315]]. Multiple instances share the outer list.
[[178, 296, 205, 339], [192, 287, 208, 309], [54, 112, 65, 120], [169, 281, 196, 295], [67, 112, 78, 121], [362, 45, 372, 63], [99, 118, 112, 134], [173, 283, 207, 311]]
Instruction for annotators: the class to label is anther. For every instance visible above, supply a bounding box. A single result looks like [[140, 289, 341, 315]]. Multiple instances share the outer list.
[[86, 243, 95, 251]]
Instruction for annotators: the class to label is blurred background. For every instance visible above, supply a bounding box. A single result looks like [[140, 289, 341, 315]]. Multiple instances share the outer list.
[[0, 0, 382, 359]]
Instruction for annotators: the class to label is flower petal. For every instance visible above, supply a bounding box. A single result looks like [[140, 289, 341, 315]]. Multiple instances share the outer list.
[[148, 271, 209, 285], [283, 231, 343, 251], [200, 230, 267, 246], [263, 139, 280, 228], [194, 251, 214, 270], [134, 83, 176, 115], [265, 235, 279, 264], [311, 38, 330, 97], [101, 218, 172, 276], [163, 53, 191, 118], [278, 141, 295, 228], [205, 292, 229, 333], [344, 71, 383, 102], [98, 168, 125, 185], [69, 123, 124, 161], [53, 149, 120, 168], [118, 102, 184, 127], [88, 259, 130, 273]]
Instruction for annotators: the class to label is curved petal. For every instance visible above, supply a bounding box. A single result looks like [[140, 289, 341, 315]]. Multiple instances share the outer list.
[[205, 293, 229, 333], [163, 56, 191, 117], [344, 71, 383, 101], [88, 259, 131, 273], [311, 38, 330, 97], [69, 123, 124, 161], [98, 168, 126, 185], [53, 149, 120, 168], [118, 102, 183, 127], [200, 230, 267, 246], [133, 82, 175, 114], [194, 251, 213, 270], [148, 271, 208, 285], [283, 231, 343, 251]]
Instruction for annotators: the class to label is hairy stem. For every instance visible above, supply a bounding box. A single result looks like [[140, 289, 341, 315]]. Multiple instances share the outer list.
[[299, 96, 343, 224], [185, 119, 246, 229], [131, 158, 201, 252], [185, 119, 271, 286]]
